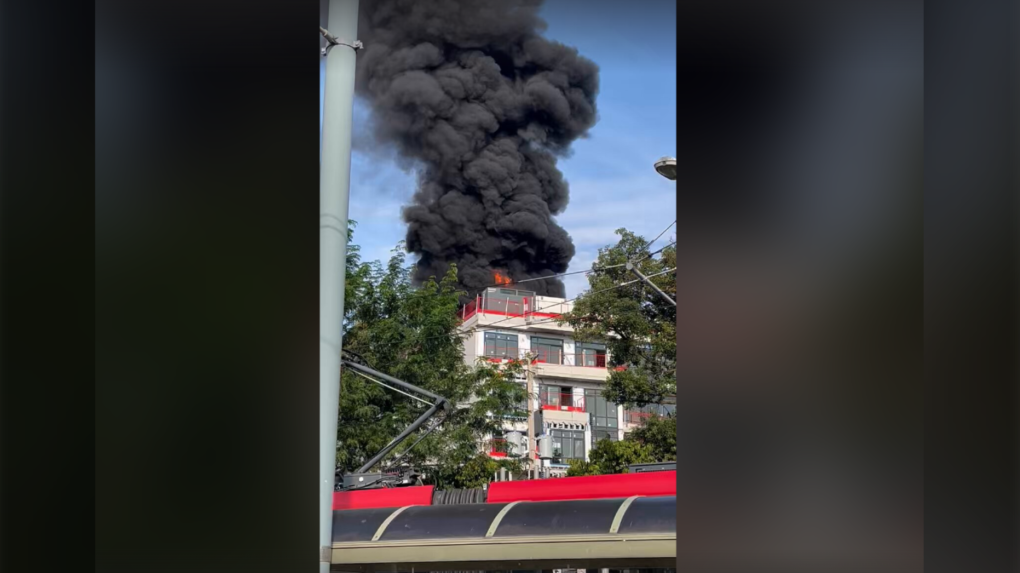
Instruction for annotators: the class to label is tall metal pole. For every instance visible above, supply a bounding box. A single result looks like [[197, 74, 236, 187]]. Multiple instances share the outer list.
[[320, 1, 359, 571], [526, 359, 536, 477]]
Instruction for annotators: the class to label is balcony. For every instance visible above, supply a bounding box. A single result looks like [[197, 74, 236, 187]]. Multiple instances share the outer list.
[[535, 352, 611, 383], [625, 402, 676, 426], [487, 438, 509, 458], [459, 293, 574, 333], [540, 392, 585, 413], [533, 351, 608, 368], [461, 296, 530, 320], [484, 349, 611, 383], [625, 411, 654, 426]]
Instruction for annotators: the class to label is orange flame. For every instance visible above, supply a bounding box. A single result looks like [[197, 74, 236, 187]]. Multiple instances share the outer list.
[[493, 271, 512, 286]]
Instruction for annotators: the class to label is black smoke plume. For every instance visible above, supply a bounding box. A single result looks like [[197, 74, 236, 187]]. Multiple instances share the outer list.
[[355, 0, 599, 299]]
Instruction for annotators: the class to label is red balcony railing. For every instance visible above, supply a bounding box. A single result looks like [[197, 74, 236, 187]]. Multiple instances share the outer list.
[[571, 353, 607, 368], [539, 352, 608, 368], [483, 349, 609, 369], [461, 298, 479, 321], [459, 295, 565, 322], [488, 438, 509, 457], [625, 411, 654, 425], [540, 392, 585, 413]]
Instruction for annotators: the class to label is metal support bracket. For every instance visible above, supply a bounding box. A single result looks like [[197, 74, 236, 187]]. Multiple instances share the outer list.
[[485, 501, 522, 537], [321, 26, 363, 57], [320, 546, 332, 563], [625, 261, 676, 307], [609, 495, 643, 533]]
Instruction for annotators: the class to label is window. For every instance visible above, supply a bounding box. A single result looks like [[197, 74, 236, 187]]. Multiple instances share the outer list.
[[585, 389, 619, 428], [593, 428, 619, 443], [481, 288, 535, 315], [575, 342, 607, 367], [531, 337, 563, 364], [585, 389, 620, 445], [631, 401, 676, 417], [540, 384, 575, 408], [484, 332, 518, 358], [549, 429, 586, 462], [540, 384, 561, 407]]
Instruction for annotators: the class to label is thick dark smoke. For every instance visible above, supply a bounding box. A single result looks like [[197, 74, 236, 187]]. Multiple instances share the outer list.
[[355, 0, 599, 299]]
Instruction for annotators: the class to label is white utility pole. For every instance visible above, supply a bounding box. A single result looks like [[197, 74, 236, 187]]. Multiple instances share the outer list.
[[526, 358, 537, 478], [319, 1, 360, 571]]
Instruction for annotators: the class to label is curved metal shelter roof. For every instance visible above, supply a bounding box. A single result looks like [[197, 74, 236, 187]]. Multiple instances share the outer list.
[[330, 496, 676, 572]]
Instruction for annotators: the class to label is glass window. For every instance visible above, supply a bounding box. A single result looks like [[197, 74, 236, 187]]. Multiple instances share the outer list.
[[540, 384, 562, 407], [484, 332, 518, 358], [593, 428, 618, 443], [632, 401, 677, 418], [575, 342, 607, 367], [550, 429, 586, 462], [585, 389, 621, 443], [531, 337, 563, 364], [540, 385, 576, 408]]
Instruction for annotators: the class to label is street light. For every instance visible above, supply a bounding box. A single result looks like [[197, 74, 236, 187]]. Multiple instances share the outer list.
[[630, 155, 677, 307], [654, 156, 676, 180]]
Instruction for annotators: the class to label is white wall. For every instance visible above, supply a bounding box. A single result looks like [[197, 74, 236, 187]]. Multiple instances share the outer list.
[[467, 325, 628, 461], [517, 331, 530, 355], [562, 338, 576, 359]]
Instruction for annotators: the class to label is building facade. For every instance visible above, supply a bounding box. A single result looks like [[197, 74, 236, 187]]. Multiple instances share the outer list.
[[459, 287, 672, 476]]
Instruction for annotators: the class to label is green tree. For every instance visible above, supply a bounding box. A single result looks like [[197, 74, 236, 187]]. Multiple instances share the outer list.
[[565, 459, 601, 477], [337, 238, 526, 489], [566, 438, 654, 477], [562, 228, 676, 407], [628, 414, 676, 462]]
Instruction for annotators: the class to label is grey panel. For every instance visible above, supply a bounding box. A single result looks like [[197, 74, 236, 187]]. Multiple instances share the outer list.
[[492, 498, 626, 537], [332, 507, 400, 543], [379, 503, 510, 541], [613, 496, 676, 534]]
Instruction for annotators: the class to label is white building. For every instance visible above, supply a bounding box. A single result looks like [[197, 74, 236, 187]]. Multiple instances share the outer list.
[[458, 286, 665, 476]]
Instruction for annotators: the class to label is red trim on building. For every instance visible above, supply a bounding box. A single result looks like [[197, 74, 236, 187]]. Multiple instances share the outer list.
[[486, 471, 676, 504], [472, 309, 562, 319], [331, 472, 677, 512], [541, 404, 585, 413], [332, 485, 434, 510]]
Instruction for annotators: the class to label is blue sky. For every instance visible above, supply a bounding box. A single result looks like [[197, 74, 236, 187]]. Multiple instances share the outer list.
[[321, 1, 676, 298]]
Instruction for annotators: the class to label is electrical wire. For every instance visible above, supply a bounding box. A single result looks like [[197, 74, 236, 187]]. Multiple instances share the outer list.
[[643, 219, 676, 252], [472, 218, 673, 291], [377, 266, 678, 349], [476, 262, 628, 291], [511, 268, 676, 329]]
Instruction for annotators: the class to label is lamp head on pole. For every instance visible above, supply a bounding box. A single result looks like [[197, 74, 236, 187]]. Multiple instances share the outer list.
[[654, 156, 677, 180]]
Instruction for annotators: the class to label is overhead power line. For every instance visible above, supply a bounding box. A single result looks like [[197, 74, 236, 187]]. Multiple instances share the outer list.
[[643, 219, 676, 252], [403, 267, 678, 346], [475, 218, 675, 291], [632, 241, 676, 265]]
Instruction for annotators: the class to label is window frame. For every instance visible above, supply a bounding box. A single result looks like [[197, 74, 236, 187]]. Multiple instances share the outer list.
[[531, 336, 564, 364], [575, 341, 607, 367], [484, 331, 519, 359], [549, 428, 586, 462], [585, 389, 621, 444]]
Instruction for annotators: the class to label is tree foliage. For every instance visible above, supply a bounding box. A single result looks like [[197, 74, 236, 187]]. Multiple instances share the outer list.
[[628, 415, 676, 462], [564, 415, 675, 477], [562, 228, 676, 407], [566, 438, 654, 477], [337, 229, 526, 489]]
